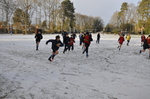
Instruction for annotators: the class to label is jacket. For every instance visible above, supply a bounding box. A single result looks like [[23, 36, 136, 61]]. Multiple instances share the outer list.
[[35, 33, 43, 41], [46, 39, 63, 50], [118, 37, 124, 44]]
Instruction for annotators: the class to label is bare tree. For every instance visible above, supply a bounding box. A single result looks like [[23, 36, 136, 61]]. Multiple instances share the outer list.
[[0, 0, 16, 33]]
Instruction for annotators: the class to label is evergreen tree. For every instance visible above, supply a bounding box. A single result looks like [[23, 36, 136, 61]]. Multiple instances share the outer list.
[[92, 17, 104, 32], [138, 0, 150, 34], [61, 0, 75, 32], [118, 2, 128, 31]]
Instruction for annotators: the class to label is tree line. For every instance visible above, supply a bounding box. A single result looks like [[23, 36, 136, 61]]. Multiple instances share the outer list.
[[0, 0, 104, 34], [105, 0, 150, 34]]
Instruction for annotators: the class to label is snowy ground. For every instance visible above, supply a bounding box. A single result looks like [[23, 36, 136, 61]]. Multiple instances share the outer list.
[[0, 33, 150, 99]]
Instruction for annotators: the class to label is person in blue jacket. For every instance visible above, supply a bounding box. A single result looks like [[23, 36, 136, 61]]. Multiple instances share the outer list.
[[46, 35, 63, 62]]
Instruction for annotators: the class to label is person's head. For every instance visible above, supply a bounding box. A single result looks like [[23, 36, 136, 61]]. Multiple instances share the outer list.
[[38, 31, 41, 34], [120, 34, 123, 37], [56, 35, 60, 41], [86, 32, 89, 35], [66, 33, 69, 37]]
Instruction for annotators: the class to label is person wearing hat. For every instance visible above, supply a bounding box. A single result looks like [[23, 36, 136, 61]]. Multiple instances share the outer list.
[[46, 35, 63, 62], [140, 35, 150, 57], [82, 32, 93, 57]]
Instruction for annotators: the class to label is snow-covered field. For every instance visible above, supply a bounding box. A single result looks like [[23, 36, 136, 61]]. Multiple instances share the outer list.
[[0, 33, 150, 99]]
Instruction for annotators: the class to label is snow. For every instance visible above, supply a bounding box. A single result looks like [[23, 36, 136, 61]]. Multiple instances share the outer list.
[[0, 33, 150, 99]]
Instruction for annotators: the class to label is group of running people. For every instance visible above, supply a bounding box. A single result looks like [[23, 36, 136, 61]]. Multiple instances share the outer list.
[[35, 31, 150, 62], [35, 30, 93, 62], [117, 33, 150, 57]]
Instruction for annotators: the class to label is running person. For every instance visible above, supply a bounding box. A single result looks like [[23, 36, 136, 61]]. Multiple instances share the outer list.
[[126, 33, 131, 46], [63, 33, 70, 53], [96, 32, 100, 44], [141, 34, 146, 47], [35, 31, 43, 50], [82, 32, 93, 57], [140, 35, 150, 57], [79, 32, 83, 46], [118, 34, 125, 50], [46, 35, 63, 62], [68, 35, 75, 51]]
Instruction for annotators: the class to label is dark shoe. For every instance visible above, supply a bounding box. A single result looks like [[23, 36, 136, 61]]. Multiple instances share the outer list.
[[48, 57, 52, 62], [82, 51, 84, 54], [139, 50, 142, 53]]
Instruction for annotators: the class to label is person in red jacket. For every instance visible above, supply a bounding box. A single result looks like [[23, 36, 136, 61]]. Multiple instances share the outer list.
[[82, 32, 93, 57], [141, 34, 146, 47], [68, 35, 75, 51], [140, 35, 150, 57], [118, 34, 125, 50]]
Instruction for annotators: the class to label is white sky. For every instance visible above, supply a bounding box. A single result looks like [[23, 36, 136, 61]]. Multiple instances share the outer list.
[[70, 0, 141, 25]]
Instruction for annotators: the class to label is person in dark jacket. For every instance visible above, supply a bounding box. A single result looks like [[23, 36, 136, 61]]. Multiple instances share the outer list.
[[46, 35, 63, 62], [35, 31, 43, 50], [82, 32, 93, 57], [72, 33, 77, 40], [62, 30, 68, 44], [96, 32, 100, 44], [63, 33, 70, 53]]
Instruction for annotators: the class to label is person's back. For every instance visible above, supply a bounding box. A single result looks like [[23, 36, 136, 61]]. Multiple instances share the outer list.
[[118, 36, 124, 44], [126, 34, 131, 40], [82, 32, 93, 57], [146, 37, 150, 45], [69, 37, 75, 45], [97, 33, 100, 39], [84, 35, 91, 44], [64, 35, 70, 44], [141, 34, 146, 42]]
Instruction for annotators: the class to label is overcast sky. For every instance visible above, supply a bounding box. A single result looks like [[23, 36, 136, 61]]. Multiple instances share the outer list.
[[70, 0, 141, 25]]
